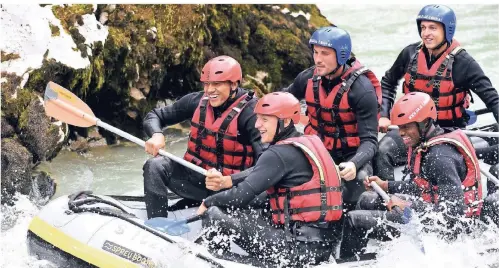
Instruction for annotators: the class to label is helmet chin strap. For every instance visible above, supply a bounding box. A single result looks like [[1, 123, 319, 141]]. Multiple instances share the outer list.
[[324, 64, 342, 78], [433, 39, 448, 51], [417, 119, 434, 143], [271, 119, 288, 145]]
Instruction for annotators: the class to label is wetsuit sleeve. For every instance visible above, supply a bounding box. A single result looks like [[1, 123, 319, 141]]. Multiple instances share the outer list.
[[279, 67, 314, 100], [348, 77, 379, 168], [143, 92, 202, 137], [238, 98, 266, 161], [380, 43, 418, 118], [453, 52, 499, 123], [423, 145, 467, 217], [389, 144, 467, 218], [204, 149, 288, 208], [230, 167, 255, 186]]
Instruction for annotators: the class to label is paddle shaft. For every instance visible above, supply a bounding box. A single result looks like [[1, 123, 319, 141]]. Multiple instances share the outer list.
[[387, 125, 499, 138], [370, 182, 390, 202], [370, 181, 404, 215], [481, 168, 499, 186], [96, 120, 207, 176]]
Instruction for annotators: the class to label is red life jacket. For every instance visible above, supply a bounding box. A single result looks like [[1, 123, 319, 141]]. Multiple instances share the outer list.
[[183, 93, 254, 176], [407, 129, 482, 217], [403, 40, 470, 123], [267, 135, 343, 225], [304, 59, 382, 151]]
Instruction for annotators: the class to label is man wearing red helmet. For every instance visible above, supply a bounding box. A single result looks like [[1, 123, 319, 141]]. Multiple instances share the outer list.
[[340, 92, 484, 257], [196, 92, 344, 266], [375, 4, 498, 182], [368, 91, 482, 218], [141, 55, 265, 219]]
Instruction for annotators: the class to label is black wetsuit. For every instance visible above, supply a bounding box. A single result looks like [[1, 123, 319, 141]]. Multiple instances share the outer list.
[[282, 60, 379, 208], [201, 126, 342, 267], [142, 88, 265, 219], [375, 42, 499, 181]]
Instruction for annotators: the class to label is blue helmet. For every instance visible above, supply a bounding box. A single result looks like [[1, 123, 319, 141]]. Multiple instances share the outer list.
[[416, 5, 456, 43], [309, 26, 352, 66]]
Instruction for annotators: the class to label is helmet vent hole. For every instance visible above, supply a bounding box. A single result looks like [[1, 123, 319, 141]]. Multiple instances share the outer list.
[[272, 92, 279, 95], [215, 71, 223, 74], [431, 106, 434, 111], [294, 111, 298, 114], [262, 104, 270, 107], [410, 92, 416, 95], [402, 98, 409, 102], [398, 113, 406, 118], [218, 59, 225, 61]]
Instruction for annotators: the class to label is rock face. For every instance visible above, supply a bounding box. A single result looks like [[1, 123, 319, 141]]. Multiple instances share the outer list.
[[1, 139, 33, 205], [0, 4, 333, 204]]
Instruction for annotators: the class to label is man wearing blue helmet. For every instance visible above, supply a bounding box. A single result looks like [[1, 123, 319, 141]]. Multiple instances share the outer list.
[[374, 4, 499, 182], [281, 26, 382, 211]]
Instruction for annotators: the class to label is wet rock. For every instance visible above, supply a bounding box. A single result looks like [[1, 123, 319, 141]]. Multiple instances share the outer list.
[[18, 97, 68, 163], [1, 138, 33, 205], [130, 87, 146, 101], [1, 116, 15, 138], [69, 136, 90, 153], [29, 171, 57, 206]]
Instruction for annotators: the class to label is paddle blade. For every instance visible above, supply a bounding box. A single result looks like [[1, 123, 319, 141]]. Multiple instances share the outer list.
[[44, 81, 97, 127], [466, 110, 478, 125], [144, 217, 191, 236]]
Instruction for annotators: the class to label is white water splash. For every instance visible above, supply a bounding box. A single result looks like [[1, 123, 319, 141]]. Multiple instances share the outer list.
[[0, 194, 55, 268]]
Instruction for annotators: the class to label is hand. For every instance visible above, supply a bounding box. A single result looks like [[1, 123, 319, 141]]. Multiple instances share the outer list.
[[205, 168, 232, 191], [386, 195, 412, 212], [145, 133, 166, 156], [339, 162, 357, 181], [363, 176, 388, 192], [378, 117, 392, 133], [197, 202, 208, 215]]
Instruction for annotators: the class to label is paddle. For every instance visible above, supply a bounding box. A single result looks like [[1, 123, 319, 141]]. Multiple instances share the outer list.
[[386, 125, 499, 138], [298, 109, 498, 137], [466, 108, 492, 125], [43, 81, 208, 176], [480, 167, 499, 187], [370, 182, 426, 254], [144, 214, 203, 236]]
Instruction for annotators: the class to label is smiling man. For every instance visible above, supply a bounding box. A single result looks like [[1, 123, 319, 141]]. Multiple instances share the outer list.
[[281, 26, 382, 211], [374, 4, 499, 182], [342, 92, 484, 256], [141, 55, 265, 219], [196, 92, 344, 267], [367, 92, 482, 221]]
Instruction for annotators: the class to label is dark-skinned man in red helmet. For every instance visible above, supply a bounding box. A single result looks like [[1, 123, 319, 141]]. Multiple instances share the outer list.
[[341, 92, 483, 257], [142, 55, 265, 219], [196, 92, 344, 267]]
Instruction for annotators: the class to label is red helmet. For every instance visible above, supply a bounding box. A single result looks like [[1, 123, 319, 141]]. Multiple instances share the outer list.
[[254, 92, 301, 124], [200, 55, 242, 83], [391, 92, 437, 126]]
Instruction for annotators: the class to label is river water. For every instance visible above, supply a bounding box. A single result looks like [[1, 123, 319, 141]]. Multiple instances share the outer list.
[[1, 4, 498, 268]]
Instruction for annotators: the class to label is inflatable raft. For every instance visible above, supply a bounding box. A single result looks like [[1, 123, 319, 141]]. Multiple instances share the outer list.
[[27, 190, 381, 268]]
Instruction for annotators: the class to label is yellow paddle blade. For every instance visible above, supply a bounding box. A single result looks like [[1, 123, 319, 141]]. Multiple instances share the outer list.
[[44, 81, 97, 127]]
